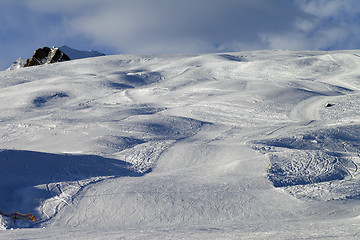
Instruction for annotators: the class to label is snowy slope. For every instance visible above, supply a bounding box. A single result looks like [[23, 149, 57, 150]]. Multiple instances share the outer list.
[[6, 57, 26, 71], [59, 45, 105, 60], [1, 50, 360, 238]]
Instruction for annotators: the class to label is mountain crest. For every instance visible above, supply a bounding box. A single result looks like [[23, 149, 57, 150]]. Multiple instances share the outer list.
[[7, 45, 105, 70], [24, 47, 70, 67]]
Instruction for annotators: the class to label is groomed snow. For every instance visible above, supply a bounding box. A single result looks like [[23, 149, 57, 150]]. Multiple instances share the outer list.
[[1, 50, 360, 238]]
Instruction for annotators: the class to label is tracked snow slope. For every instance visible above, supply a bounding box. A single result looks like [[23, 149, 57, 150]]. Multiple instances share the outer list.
[[2, 50, 360, 238]]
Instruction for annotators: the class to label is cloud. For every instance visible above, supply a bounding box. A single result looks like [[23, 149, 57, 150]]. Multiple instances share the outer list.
[[16, 0, 360, 54], [24, 0, 305, 54], [263, 0, 360, 50], [295, 0, 360, 18]]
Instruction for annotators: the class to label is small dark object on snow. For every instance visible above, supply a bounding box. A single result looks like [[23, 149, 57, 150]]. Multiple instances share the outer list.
[[325, 103, 334, 108]]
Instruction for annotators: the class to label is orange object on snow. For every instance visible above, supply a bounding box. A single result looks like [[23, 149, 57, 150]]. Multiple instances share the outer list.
[[0, 210, 35, 221]]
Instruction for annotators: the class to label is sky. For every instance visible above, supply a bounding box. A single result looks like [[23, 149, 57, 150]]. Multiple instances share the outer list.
[[1, 0, 360, 70]]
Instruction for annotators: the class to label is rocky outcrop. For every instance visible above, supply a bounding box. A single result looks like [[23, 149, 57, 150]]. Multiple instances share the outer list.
[[46, 47, 71, 64], [7, 46, 105, 70], [23, 47, 70, 67]]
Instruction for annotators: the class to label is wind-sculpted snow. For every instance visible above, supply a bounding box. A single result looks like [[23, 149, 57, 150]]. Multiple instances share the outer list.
[[254, 137, 350, 187], [3, 50, 360, 238], [253, 125, 360, 200], [0, 149, 135, 228], [32, 92, 69, 107], [0, 54, 207, 229], [217, 54, 247, 62]]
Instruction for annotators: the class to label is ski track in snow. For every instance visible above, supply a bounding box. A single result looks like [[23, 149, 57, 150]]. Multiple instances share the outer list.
[[2, 50, 360, 238]]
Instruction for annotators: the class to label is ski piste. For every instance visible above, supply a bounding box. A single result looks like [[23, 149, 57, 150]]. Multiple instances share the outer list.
[[1, 50, 360, 238]]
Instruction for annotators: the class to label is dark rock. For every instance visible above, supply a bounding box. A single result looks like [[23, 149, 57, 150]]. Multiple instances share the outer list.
[[23, 47, 70, 67], [325, 103, 334, 108], [46, 48, 71, 64], [24, 47, 51, 67], [8, 45, 104, 70]]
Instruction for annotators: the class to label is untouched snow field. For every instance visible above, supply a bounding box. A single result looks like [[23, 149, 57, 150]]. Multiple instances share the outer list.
[[1, 50, 360, 238]]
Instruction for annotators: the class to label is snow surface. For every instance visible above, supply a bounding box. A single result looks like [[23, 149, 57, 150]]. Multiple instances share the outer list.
[[6, 57, 26, 71], [1, 50, 360, 238], [59, 45, 105, 60]]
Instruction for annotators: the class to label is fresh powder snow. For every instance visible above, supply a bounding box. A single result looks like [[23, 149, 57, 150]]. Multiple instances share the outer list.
[[1, 50, 360, 239]]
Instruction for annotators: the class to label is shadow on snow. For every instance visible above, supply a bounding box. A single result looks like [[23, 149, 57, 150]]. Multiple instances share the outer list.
[[0, 149, 138, 217]]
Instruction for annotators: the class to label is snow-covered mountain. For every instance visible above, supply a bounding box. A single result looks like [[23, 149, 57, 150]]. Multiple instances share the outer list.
[[59, 45, 105, 60], [1, 50, 360, 239], [6, 57, 26, 71], [6, 46, 104, 70]]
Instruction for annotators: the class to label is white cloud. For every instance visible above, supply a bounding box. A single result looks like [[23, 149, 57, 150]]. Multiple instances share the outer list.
[[294, 18, 316, 33], [257, 0, 360, 51], [24, 0, 304, 54], [294, 0, 360, 50], [294, 0, 360, 18]]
